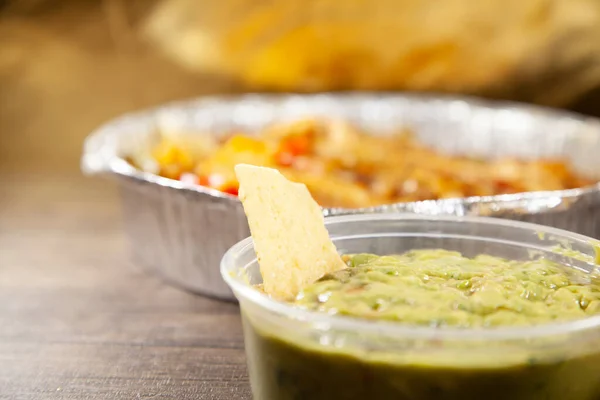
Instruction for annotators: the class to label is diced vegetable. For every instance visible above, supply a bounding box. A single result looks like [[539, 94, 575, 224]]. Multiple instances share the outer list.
[[135, 119, 595, 208]]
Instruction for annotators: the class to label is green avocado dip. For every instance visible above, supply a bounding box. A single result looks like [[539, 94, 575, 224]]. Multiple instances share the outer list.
[[243, 250, 600, 400], [295, 250, 600, 327]]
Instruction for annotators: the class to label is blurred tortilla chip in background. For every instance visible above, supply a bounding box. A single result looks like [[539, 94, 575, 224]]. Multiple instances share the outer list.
[[144, 0, 600, 106]]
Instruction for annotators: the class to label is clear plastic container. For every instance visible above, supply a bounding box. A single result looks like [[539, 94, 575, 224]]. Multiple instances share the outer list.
[[221, 214, 600, 400]]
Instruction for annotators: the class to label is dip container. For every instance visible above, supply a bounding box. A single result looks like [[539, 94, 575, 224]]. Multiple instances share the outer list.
[[221, 214, 600, 400], [81, 93, 600, 300]]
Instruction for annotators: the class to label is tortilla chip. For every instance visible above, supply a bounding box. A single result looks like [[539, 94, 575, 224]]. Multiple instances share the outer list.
[[235, 164, 346, 300]]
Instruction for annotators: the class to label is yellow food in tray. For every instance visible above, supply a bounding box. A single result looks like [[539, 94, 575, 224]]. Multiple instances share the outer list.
[[131, 118, 595, 209], [145, 0, 600, 104]]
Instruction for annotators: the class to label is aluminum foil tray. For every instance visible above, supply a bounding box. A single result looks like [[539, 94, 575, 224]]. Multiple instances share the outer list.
[[81, 93, 600, 300]]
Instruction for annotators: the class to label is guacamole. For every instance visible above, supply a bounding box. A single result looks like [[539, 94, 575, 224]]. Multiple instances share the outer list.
[[243, 250, 600, 400], [295, 250, 600, 327]]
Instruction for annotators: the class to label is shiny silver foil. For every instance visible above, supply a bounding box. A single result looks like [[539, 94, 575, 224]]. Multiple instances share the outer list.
[[81, 93, 600, 300]]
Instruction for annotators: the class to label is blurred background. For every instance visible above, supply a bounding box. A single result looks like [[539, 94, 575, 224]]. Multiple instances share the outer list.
[[1, 0, 600, 177], [0, 0, 234, 176]]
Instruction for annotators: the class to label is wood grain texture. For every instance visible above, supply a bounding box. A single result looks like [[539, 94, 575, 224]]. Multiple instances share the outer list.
[[0, 172, 251, 400]]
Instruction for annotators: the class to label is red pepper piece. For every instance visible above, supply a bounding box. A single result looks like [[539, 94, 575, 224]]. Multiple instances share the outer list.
[[275, 135, 312, 166], [222, 185, 239, 196]]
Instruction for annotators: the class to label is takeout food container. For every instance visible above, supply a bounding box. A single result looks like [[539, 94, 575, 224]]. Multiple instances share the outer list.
[[221, 213, 600, 400], [81, 93, 600, 300]]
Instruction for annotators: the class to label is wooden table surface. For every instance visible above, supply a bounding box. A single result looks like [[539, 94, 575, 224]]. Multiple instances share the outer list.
[[0, 170, 251, 400], [1, 2, 600, 399]]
